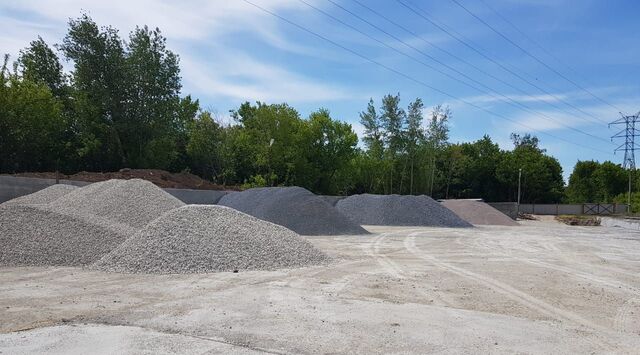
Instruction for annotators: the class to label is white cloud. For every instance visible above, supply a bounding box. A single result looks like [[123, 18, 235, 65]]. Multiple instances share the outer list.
[[0, 0, 361, 104], [180, 50, 359, 103]]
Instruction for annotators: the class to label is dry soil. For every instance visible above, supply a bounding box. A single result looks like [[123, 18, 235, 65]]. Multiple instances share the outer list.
[[1, 219, 639, 354]]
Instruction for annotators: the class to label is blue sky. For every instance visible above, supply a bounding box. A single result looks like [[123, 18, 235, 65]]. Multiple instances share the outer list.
[[1, 0, 639, 180]]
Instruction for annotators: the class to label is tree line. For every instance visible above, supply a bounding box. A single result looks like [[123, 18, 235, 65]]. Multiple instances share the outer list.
[[1, 15, 635, 207]]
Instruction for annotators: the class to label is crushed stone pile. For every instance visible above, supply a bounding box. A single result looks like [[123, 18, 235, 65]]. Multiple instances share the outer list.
[[49, 179, 184, 229], [336, 194, 472, 227], [93, 205, 331, 274], [440, 200, 519, 226], [218, 187, 368, 235], [2, 184, 78, 206], [0, 204, 129, 266], [0, 179, 184, 267]]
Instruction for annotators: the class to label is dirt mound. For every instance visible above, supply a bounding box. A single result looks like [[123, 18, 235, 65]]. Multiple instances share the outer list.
[[2, 184, 78, 206], [0, 204, 129, 266], [49, 179, 184, 229], [336, 194, 472, 227], [218, 187, 368, 235], [9, 169, 236, 190], [440, 200, 519, 226], [94, 205, 331, 274]]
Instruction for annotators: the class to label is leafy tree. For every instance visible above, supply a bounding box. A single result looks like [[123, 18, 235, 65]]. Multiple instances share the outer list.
[[405, 98, 425, 194], [186, 111, 224, 180], [17, 37, 66, 97], [496, 134, 563, 203], [0, 56, 66, 172], [59, 13, 127, 170], [301, 109, 358, 194], [566, 160, 627, 203]]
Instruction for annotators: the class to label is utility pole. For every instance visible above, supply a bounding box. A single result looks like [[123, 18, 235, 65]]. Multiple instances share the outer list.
[[610, 111, 640, 214], [517, 168, 522, 216]]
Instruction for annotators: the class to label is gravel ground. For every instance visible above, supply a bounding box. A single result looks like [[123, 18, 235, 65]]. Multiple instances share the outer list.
[[0, 204, 129, 266], [336, 194, 472, 227], [218, 187, 368, 235], [2, 184, 78, 206], [50, 179, 184, 229], [93, 205, 331, 274], [440, 199, 519, 226]]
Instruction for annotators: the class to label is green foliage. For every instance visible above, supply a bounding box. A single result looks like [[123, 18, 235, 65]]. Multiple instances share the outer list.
[[566, 161, 628, 203], [0, 56, 66, 172], [2, 14, 628, 202]]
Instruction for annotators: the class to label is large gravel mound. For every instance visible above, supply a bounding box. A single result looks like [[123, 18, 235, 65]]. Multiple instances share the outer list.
[[49, 179, 184, 229], [218, 187, 368, 235], [336, 194, 472, 227], [94, 205, 331, 274], [440, 200, 519, 226], [2, 184, 78, 206], [0, 204, 129, 266]]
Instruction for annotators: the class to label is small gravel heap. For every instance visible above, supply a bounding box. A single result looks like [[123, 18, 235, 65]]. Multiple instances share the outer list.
[[218, 187, 368, 235], [336, 194, 472, 227], [93, 205, 331, 274], [1, 184, 78, 206], [0, 204, 129, 266], [49, 179, 184, 229], [440, 199, 519, 226]]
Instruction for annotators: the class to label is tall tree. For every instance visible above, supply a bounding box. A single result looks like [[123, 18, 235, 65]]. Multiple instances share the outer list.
[[122, 25, 183, 168], [59, 13, 127, 170], [380, 93, 406, 193], [405, 98, 425, 194], [425, 105, 450, 195], [17, 37, 66, 97]]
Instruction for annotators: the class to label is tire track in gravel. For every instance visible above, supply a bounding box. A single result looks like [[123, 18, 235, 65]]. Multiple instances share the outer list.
[[403, 233, 615, 351]]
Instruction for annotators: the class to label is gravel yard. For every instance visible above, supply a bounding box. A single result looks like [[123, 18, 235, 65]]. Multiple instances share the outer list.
[[2, 219, 639, 354]]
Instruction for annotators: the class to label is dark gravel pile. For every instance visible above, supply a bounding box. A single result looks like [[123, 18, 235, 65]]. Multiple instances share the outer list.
[[218, 187, 368, 235], [50, 179, 184, 229], [0, 204, 129, 266], [440, 200, 519, 226], [336, 194, 472, 227], [2, 184, 78, 206], [93, 205, 331, 274]]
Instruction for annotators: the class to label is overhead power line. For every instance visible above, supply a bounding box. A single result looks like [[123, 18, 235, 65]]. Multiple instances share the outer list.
[[450, 0, 621, 113], [242, 0, 611, 155], [395, 0, 610, 126], [477, 0, 620, 113], [311, 0, 610, 144]]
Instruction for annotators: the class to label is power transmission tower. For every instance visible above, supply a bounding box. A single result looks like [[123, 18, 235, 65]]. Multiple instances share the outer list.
[[610, 112, 640, 169], [610, 111, 640, 213]]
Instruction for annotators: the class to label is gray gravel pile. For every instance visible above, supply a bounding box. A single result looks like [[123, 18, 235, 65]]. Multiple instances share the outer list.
[[336, 194, 472, 227], [218, 187, 368, 235], [1, 184, 78, 206], [93, 205, 331, 274], [49, 179, 184, 229], [0, 204, 129, 266], [440, 200, 519, 226]]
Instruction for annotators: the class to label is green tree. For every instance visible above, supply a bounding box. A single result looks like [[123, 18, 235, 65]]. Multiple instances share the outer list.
[[0, 56, 66, 173], [59, 13, 127, 170], [497, 134, 563, 203], [405, 98, 425, 194], [17, 37, 66, 97], [301, 109, 358, 194], [186, 111, 224, 180]]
